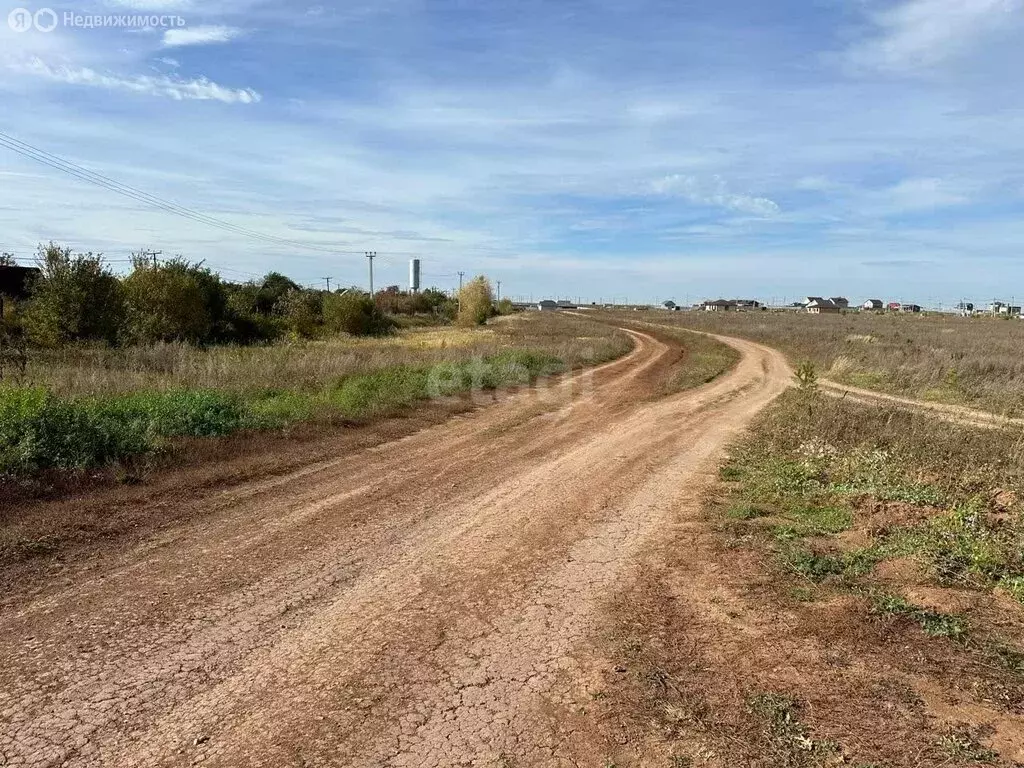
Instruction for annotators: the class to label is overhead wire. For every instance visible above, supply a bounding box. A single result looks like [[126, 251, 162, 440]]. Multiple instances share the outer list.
[[0, 130, 374, 257]]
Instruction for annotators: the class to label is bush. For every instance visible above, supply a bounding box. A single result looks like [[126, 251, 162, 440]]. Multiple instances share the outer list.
[[0, 386, 245, 474], [323, 292, 395, 336], [123, 257, 215, 344], [21, 243, 125, 346], [0, 386, 149, 473], [277, 289, 324, 339], [456, 276, 495, 327]]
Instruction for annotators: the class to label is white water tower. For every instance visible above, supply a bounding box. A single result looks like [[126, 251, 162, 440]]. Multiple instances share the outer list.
[[409, 258, 421, 293]]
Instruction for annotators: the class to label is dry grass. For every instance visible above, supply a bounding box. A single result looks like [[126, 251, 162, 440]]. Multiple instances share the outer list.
[[8, 313, 631, 398], [618, 310, 1024, 416]]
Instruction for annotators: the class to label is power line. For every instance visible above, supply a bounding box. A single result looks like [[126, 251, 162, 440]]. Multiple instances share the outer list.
[[0, 130, 373, 257]]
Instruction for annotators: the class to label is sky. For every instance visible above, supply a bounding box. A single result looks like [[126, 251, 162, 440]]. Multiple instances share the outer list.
[[1, 0, 1023, 306]]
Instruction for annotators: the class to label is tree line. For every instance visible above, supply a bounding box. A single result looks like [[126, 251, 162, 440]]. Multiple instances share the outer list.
[[0, 243, 505, 349]]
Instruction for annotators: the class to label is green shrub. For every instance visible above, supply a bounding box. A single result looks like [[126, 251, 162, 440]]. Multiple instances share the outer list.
[[0, 386, 149, 473], [277, 289, 324, 339], [456, 276, 495, 327], [21, 243, 125, 346], [123, 258, 214, 344], [95, 390, 245, 437], [0, 386, 243, 474], [323, 292, 394, 336]]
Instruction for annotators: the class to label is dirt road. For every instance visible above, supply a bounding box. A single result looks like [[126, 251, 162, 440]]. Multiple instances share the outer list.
[[0, 328, 791, 768]]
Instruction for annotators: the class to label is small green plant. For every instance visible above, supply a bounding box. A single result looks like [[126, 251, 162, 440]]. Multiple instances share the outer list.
[[938, 727, 997, 763], [794, 360, 818, 391], [869, 592, 970, 643]]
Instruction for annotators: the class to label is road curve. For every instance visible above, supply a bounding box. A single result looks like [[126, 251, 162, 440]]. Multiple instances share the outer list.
[[1, 329, 791, 768]]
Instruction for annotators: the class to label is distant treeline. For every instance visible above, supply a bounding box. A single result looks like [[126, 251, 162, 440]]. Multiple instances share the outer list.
[[0, 243, 466, 348]]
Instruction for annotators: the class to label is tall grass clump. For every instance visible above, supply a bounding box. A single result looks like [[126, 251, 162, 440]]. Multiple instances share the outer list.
[[456, 276, 495, 327]]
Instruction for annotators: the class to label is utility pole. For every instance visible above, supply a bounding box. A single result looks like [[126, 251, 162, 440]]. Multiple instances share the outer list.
[[496, 280, 502, 302], [365, 251, 376, 296], [138, 249, 162, 268], [458, 271, 465, 292], [323, 276, 332, 292]]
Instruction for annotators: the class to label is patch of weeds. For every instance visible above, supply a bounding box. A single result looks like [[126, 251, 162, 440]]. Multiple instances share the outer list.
[[789, 585, 817, 602], [938, 726, 997, 764], [720, 463, 744, 481], [986, 641, 1024, 674], [782, 545, 880, 583], [999, 575, 1024, 605], [668, 755, 693, 768], [885, 501, 1024, 592], [726, 503, 770, 521], [784, 549, 847, 581], [773, 504, 853, 539], [869, 592, 970, 643], [746, 693, 839, 767]]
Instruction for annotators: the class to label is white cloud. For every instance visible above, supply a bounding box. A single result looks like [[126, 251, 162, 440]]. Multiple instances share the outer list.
[[846, 0, 1023, 73], [650, 174, 781, 216], [9, 57, 261, 104], [878, 177, 969, 211], [162, 25, 243, 48]]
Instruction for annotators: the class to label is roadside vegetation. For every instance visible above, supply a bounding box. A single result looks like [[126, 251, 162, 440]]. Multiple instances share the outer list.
[[706, 386, 1024, 763], [630, 309, 1024, 416], [0, 243, 630, 481]]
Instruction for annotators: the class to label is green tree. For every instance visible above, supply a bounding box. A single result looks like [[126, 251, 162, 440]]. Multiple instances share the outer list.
[[256, 272, 301, 316], [456, 276, 495, 327], [323, 291, 394, 336], [123, 257, 213, 343], [277, 288, 324, 339], [22, 242, 125, 346]]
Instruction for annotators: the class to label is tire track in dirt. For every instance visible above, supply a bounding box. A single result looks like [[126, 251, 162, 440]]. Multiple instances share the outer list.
[[820, 378, 1024, 431], [0, 329, 791, 767]]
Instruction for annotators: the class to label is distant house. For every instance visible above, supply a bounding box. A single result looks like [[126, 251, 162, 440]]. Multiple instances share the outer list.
[[887, 302, 902, 312], [901, 304, 922, 313], [701, 299, 736, 312], [537, 299, 558, 311], [735, 299, 763, 311], [830, 297, 850, 310], [990, 301, 1021, 316], [957, 301, 975, 316], [806, 298, 840, 314], [0, 265, 40, 301], [556, 300, 577, 309], [861, 299, 884, 311], [661, 300, 680, 311]]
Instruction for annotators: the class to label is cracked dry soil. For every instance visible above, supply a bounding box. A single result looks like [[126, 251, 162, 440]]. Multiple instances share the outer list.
[[1, 328, 791, 767]]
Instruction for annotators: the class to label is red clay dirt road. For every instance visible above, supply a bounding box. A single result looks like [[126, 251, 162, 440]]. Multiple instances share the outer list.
[[0, 328, 791, 768]]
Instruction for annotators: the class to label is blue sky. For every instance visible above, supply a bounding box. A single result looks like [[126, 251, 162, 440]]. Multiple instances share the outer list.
[[1, 0, 1023, 305]]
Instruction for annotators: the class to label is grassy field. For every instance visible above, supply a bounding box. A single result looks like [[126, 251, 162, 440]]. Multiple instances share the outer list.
[[627, 310, 1024, 416], [0, 313, 632, 477]]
